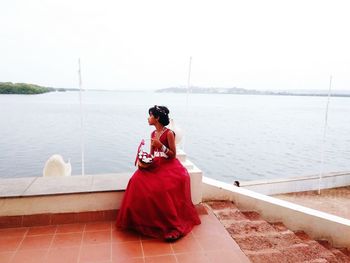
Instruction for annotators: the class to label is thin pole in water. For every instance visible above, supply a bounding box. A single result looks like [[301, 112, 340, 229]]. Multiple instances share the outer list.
[[184, 56, 192, 151], [78, 58, 85, 176], [318, 75, 332, 195], [186, 56, 192, 110]]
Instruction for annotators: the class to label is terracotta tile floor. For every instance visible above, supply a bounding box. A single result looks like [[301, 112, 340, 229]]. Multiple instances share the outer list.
[[0, 207, 250, 263]]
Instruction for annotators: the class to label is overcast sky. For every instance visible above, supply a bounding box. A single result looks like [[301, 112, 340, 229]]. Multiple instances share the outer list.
[[1, 0, 350, 91]]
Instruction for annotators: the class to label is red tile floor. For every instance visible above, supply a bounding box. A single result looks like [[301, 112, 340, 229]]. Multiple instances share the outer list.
[[0, 206, 250, 263]]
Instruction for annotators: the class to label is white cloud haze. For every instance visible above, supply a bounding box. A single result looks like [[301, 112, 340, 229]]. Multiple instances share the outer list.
[[1, 0, 350, 91]]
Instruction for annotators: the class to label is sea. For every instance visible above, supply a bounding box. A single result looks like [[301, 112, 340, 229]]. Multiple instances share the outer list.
[[0, 91, 349, 183]]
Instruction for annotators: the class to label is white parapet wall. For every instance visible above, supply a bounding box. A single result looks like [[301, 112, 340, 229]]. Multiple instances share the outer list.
[[178, 148, 203, 205], [0, 174, 130, 216], [0, 150, 203, 217], [0, 192, 124, 216], [186, 160, 203, 205], [202, 176, 350, 248], [240, 171, 350, 195]]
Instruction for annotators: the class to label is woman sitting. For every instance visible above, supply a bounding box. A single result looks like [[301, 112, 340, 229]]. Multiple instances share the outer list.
[[116, 105, 201, 241]]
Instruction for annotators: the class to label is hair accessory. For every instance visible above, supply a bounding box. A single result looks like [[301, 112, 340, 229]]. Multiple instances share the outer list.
[[155, 105, 168, 115]]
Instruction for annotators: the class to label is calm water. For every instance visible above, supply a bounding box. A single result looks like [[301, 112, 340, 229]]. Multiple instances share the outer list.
[[0, 91, 349, 183]]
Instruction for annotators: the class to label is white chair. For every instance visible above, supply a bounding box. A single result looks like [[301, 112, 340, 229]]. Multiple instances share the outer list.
[[43, 154, 72, 177]]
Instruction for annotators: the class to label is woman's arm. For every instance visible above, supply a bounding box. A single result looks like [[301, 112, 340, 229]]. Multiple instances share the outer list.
[[150, 133, 155, 155], [150, 130, 176, 158], [165, 131, 176, 159]]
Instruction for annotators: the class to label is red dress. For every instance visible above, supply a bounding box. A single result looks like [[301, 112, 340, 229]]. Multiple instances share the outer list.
[[116, 128, 201, 239]]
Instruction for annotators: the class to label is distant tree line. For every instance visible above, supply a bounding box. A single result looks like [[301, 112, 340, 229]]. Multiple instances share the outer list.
[[0, 82, 66, 94], [156, 86, 350, 97]]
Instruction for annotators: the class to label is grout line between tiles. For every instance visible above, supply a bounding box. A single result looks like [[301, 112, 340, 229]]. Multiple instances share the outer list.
[[140, 238, 145, 260], [9, 227, 28, 263], [110, 223, 112, 262], [169, 235, 180, 263], [43, 225, 58, 261], [189, 231, 204, 252], [76, 223, 86, 263]]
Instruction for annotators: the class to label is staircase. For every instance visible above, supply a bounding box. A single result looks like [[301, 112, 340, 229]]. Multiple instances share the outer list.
[[177, 149, 193, 169], [206, 201, 350, 263]]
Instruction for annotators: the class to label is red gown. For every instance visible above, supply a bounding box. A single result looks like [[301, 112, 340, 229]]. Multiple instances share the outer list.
[[116, 129, 201, 239]]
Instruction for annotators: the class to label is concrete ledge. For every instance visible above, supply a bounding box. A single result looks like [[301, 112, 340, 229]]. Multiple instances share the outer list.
[[0, 173, 129, 219], [0, 173, 131, 197], [0, 155, 203, 218], [202, 176, 350, 248], [0, 149, 202, 228], [240, 171, 350, 195], [0, 192, 124, 217]]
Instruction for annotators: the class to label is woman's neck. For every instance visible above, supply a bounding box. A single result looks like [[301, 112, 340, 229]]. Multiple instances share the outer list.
[[155, 124, 165, 132]]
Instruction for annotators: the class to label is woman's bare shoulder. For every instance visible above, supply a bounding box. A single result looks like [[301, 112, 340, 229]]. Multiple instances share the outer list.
[[166, 128, 175, 136]]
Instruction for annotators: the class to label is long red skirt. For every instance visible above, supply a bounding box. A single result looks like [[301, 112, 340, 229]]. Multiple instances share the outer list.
[[116, 157, 201, 239]]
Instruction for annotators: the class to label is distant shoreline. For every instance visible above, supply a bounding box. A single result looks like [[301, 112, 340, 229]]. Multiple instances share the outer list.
[[0, 82, 78, 94], [2, 83, 349, 97], [155, 87, 350, 98]]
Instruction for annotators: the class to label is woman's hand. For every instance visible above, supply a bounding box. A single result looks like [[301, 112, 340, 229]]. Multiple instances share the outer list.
[[151, 131, 176, 159], [151, 138, 162, 149]]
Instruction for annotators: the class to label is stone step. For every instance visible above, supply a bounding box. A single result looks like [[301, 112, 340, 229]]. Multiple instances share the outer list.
[[205, 200, 238, 210], [176, 149, 186, 162], [292, 231, 350, 263], [281, 243, 339, 263], [241, 211, 263, 221], [176, 149, 196, 171], [270, 222, 293, 233], [245, 244, 339, 263], [225, 219, 278, 237], [181, 159, 194, 170], [183, 157, 202, 205], [206, 201, 349, 263], [294, 230, 313, 242], [295, 233, 350, 262], [245, 248, 286, 263], [233, 231, 304, 251], [303, 259, 328, 263], [317, 240, 350, 263]]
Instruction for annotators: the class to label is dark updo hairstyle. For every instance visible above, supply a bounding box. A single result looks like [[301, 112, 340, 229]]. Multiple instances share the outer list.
[[149, 105, 170, 126]]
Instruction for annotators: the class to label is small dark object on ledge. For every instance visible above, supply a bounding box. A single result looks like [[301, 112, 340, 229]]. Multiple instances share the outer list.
[[234, 181, 240, 187]]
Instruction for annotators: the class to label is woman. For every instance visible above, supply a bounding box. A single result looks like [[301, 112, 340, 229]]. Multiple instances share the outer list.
[[116, 105, 201, 241]]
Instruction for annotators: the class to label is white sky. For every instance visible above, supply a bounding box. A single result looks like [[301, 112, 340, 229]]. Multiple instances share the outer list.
[[1, 0, 350, 91]]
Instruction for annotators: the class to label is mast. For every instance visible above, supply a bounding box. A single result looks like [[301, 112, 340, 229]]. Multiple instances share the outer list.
[[318, 75, 332, 194], [78, 58, 85, 176], [184, 56, 192, 151]]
